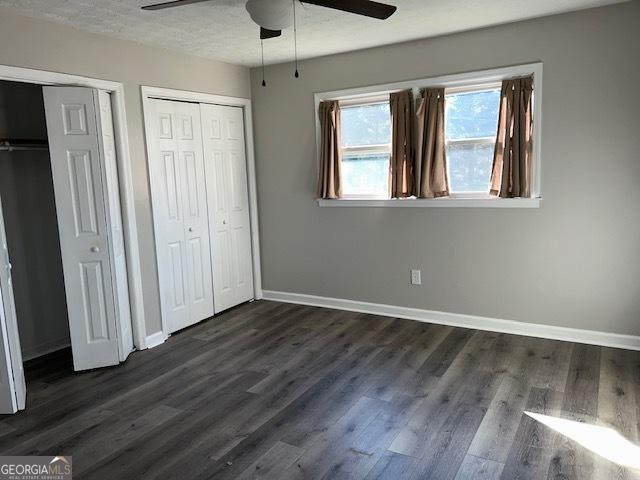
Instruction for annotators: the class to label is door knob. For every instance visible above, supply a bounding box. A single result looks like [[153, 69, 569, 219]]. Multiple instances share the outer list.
[[188, 227, 194, 232], [90, 246, 100, 253], [222, 220, 227, 225]]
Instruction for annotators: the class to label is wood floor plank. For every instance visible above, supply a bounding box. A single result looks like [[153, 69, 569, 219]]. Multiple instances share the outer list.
[[544, 344, 602, 479], [0, 337, 215, 439], [409, 402, 488, 480], [282, 395, 386, 479], [279, 345, 401, 448], [318, 394, 423, 480], [153, 427, 248, 479], [500, 387, 563, 480], [203, 346, 386, 480], [80, 371, 265, 479], [4, 406, 116, 456], [0, 421, 16, 437], [365, 323, 451, 402], [593, 348, 640, 480], [388, 330, 493, 458], [562, 344, 601, 420], [235, 441, 304, 480], [61, 405, 182, 475], [531, 339, 574, 392], [467, 343, 540, 462], [455, 454, 504, 480], [0, 301, 635, 480], [364, 451, 417, 480], [597, 348, 638, 441]]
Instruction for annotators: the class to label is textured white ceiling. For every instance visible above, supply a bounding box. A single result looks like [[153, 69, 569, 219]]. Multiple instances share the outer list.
[[0, 0, 626, 67]]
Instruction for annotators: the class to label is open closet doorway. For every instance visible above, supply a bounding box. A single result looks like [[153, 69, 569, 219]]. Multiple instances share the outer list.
[[0, 80, 135, 414]]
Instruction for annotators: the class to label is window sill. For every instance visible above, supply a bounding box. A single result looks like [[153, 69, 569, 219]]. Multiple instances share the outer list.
[[317, 197, 541, 208]]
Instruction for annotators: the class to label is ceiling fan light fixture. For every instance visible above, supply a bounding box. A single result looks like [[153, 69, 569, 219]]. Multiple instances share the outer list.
[[246, 0, 293, 31]]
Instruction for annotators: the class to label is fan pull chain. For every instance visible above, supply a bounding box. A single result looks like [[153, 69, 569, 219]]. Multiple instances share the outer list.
[[293, 0, 299, 78], [261, 39, 266, 87]]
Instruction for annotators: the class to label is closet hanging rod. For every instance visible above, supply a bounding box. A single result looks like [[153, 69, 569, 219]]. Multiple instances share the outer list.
[[0, 139, 49, 152]]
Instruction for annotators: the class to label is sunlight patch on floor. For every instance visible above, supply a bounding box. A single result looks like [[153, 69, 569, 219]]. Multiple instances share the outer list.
[[525, 412, 640, 471]]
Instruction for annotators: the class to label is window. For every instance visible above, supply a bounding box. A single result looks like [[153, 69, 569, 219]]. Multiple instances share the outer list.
[[340, 101, 391, 197], [316, 63, 542, 207], [445, 85, 501, 194], [340, 87, 502, 198]]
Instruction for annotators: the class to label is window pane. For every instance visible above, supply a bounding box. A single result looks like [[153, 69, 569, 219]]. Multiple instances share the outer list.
[[445, 89, 500, 139], [342, 153, 389, 196], [445, 88, 500, 193], [341, 103, 391, 147], [447, 142, 494, 192]]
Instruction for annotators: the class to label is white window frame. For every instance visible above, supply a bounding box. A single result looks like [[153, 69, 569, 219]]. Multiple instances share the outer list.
[[339, 97, 392, 199], [314, 62, 543, 208]]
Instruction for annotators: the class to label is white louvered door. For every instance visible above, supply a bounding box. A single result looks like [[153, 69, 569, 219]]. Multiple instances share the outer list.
[[43, 86, 121, 371], [200, 104, 254, 313], [147, 99, 214, 333]]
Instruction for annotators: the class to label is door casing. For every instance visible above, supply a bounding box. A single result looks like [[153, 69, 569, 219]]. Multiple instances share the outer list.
[[141, 86, 263, 343]]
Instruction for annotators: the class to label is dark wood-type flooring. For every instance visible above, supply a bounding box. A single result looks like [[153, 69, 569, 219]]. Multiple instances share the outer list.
[[1, 300, 639, 479]]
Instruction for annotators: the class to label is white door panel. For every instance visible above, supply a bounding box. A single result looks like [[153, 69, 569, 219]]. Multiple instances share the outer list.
[[147, 99, 214, 333], [200, 104, 254, 313], [43, 86, 120, 371], [0, 195, 26, 413], [168, 241, 187, 310], [96, 91, 133, 362]]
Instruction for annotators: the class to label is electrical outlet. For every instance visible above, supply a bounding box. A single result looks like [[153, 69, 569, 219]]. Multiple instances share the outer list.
[[411, 269, 422, 285]]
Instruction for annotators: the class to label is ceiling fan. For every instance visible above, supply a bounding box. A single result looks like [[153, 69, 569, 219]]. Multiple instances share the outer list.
[[141, 0, 397, 40], [142, 0, 397, 85]]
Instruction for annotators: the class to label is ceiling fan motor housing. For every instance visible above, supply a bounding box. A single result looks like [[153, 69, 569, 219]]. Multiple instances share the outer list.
[[246, 0, 293, 31]]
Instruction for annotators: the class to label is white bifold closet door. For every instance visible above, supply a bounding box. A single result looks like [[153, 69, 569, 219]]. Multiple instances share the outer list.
[[200, 104, 254, 313], [0, 194, 26, 413], [43, 86, 133, 371], [146, 99, 214, 333], [96, 91, 134, 361]]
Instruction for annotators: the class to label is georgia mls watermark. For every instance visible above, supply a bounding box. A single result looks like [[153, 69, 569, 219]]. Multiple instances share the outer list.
[[0, 456, 72, 480]]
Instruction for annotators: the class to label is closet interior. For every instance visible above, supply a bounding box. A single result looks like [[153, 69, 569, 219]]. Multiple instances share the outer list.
[[0, 81, 71, 369]]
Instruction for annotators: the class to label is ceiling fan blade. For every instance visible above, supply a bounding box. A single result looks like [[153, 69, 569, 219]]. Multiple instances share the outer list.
[[300, 0, 396, 20], [141, 0, 212, 11], [260, 27, 282, 40]]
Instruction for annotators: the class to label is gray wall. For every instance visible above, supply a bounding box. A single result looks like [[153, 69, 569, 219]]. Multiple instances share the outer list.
[[250, 2, 640, 336], [0, 81, 70, 359], [0, 9, 251, 336]]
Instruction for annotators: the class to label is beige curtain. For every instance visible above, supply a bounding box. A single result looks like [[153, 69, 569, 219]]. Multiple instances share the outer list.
[[317, 101, 342, 199], [389, 90, 414, 198], [489, 76, 534, 198], [414, 88, 449, 198]]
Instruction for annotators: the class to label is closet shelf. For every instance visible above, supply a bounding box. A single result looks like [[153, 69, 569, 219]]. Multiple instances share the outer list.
[[0, 138, 49, 152]]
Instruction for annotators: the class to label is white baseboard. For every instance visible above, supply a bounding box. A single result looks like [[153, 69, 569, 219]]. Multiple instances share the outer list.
[[21, 338, 71, 361], [262, 290, 640, 351], [144, 331, 167, 349]]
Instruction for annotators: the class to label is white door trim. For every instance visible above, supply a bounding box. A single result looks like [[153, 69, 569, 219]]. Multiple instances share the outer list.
[[0, 64, 147, 349], [141, 86, 263, 342]]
